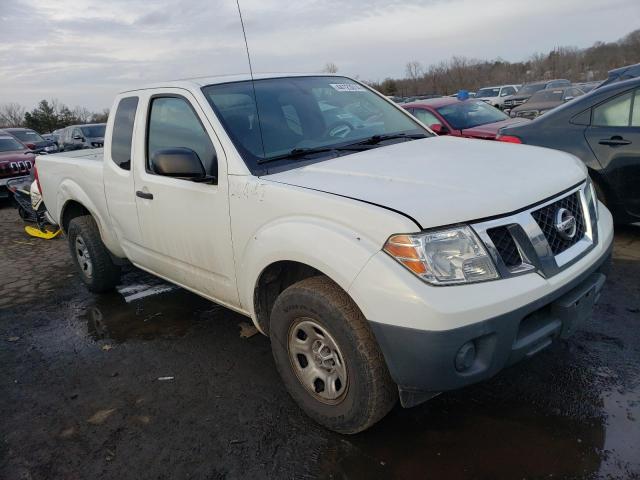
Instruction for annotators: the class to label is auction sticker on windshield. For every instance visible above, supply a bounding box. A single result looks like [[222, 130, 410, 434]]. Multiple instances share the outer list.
[[330, 83, 366, 92]]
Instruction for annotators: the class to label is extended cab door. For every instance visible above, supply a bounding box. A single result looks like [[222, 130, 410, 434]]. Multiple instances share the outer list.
[[584, 88, 640, 217], [131, 90, 239, 307], [104, 96, 145, 252]]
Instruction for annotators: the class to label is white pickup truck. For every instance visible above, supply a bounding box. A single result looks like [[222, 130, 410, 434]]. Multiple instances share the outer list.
[[36, 73, 613, 433]]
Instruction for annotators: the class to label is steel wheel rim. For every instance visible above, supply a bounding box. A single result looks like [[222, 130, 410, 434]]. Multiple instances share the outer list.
[[287, 318, 348, 404], [75, 236, 93, 279]]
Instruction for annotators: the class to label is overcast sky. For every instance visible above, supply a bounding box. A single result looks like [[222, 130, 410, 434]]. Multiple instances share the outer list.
[[1, 0, 638, 111]]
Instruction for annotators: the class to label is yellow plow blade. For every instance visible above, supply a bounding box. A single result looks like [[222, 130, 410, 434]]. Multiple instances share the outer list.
[[24, 226, 62, 239]]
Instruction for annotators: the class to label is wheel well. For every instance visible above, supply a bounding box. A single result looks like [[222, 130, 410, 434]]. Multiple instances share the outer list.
[[61, 201, 90, 233], [254, 261, 322, 336], [588, 169, 612, 206]]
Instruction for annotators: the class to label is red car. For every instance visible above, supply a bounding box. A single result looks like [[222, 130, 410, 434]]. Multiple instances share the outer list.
[[403, 97, 528, 140], [0, 131, 36, 199]]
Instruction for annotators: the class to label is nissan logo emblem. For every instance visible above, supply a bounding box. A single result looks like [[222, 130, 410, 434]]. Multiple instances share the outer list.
[[554, 208, 577, 240]]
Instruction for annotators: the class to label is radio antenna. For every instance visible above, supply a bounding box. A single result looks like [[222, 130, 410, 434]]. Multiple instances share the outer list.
[[235, 0, 266, 159]]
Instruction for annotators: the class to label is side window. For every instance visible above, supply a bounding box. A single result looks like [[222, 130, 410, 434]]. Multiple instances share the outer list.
[[501, 86, 515, 96], [147, 97, 217, 176], [111, 96, 139, 170], [413, 109, 441, 127], [632, 90, 640, 127], [593, 92, 632, 127], [73, 128, 82, 139]]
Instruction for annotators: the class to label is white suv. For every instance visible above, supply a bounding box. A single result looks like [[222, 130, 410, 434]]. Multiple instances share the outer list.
[[476, 84, 521, 108]]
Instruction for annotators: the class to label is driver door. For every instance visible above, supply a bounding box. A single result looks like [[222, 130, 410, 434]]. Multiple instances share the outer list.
[[131, 90, 239, 306]]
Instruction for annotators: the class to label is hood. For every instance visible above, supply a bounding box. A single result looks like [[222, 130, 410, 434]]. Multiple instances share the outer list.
[[460, 118, 529, 138], [0, 150, 34, 163], [505, 94, 531, 102], [511, 100, 561, 113], [265, 136, 586, 229]]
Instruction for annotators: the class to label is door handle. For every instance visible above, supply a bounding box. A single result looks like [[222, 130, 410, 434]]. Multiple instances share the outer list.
[[598, 137, 631, 146], [136, 190, 153, 200]]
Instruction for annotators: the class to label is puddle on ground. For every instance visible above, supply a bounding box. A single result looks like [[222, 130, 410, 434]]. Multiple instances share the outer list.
[[83, 288, 213, 342], [319, 403, 604, 479], [318, 384, 640, 479]]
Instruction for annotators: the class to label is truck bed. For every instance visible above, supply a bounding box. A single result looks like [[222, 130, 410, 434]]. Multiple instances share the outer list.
[[37, 148, 107, 227]]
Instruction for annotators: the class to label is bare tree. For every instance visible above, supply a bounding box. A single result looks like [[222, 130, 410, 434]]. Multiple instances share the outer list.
[[0, 103, 26, 127], [405, 61, 423, 81], [72, 106, 92, 124], [323, 62, 339, 74]]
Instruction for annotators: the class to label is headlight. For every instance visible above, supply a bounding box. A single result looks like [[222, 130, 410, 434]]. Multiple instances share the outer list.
[[383, 226, 499, 285]]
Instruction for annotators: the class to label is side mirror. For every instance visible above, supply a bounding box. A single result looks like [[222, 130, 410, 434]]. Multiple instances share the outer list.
[[73, 135, 83, 140], [430, 124, 448, 135], [150, 147, 209, 180], [564, 96, 574, 102]]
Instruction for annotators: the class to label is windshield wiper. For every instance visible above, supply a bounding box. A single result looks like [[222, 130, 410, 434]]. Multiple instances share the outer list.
[[257, 133, 429, 164], [259, 144, 375, 164], [353, 133, 428, 146]]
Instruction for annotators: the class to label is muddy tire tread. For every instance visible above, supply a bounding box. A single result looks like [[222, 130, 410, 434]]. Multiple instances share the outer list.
[[67, 215, 120, 293], [271, 275, 396, 434]]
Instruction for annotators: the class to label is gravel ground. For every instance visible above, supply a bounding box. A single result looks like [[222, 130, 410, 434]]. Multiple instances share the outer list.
[[1, 200, 639, 480]]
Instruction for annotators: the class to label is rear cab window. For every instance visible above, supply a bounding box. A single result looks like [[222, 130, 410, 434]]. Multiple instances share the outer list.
[[111, 96, 139, 170]]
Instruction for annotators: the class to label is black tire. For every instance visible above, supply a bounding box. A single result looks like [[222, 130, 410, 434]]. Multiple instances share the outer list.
[[270, 276, 396, 434], [67, 215, 120, 293]]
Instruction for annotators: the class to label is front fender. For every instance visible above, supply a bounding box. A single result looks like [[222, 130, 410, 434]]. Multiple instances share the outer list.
[[237, 215, 381, 317]]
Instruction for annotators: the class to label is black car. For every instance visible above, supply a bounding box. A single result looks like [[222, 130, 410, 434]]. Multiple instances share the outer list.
[[498, 77, 640, 224], [4, 128, 58, 153], [502, 79, 571, 113]]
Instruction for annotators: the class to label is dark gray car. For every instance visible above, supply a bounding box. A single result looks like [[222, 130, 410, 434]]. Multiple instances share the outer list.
[[498, 77, 640, 224], [59, 123, 106, 152], [510, 86, 584, 120], [502, 79, 571, 114]]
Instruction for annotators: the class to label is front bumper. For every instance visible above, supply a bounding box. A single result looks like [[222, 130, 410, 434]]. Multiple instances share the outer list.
[[369, 246, 610, 406], [348, 202, 614, 406]]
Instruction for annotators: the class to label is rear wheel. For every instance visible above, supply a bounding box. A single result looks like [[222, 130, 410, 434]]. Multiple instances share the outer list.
[[270, 276, 396, 434], [67, 216, 120, 293]]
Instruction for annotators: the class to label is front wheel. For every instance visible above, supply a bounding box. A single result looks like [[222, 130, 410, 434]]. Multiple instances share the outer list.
[[270, 276, 397, 434], [67, 215, 120, 293]]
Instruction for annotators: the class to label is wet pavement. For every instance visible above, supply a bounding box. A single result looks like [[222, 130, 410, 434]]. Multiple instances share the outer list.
[[1, 201, 639, 479]]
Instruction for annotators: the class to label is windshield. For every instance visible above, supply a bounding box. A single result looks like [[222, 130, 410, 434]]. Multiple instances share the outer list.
[[11, 130, 44, 143], [529, 90, 564, 102], [436, 100, 509, 129], [517, 84, 546, 96], [202, 76, 428, 172], [81, 125, 106, 137], [476, 87, 500, 98], [0, 137, 26, 152]]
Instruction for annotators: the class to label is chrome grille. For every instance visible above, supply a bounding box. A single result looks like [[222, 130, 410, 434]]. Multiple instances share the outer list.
[[487, 227, 522, 268], [531, 192, 585, 255], [472, 183, 597, 279]]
